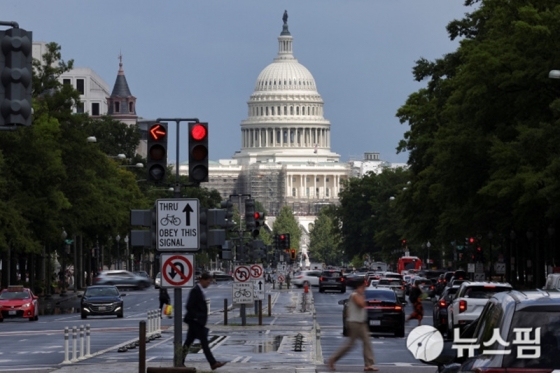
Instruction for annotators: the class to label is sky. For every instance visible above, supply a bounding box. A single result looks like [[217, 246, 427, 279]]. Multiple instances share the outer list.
[[5, 1, 471, 165]]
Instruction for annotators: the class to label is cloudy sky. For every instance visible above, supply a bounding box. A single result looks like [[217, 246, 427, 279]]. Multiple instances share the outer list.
[[6, 1, 471, 164]]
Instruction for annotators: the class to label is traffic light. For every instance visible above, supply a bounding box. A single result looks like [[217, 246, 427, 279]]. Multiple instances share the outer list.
[[147, 122, 168, 182], [476, 246, 483, 262], [245, 198, 256, 233], [255, 211, 265, 229], [0, 27, 33, 126], [273, 234, 279, 250], [220, 199, 235, 230], [188, 122, 209, 184], [290, 249, 296, 260], [279, 234, 287, 250], [401, 239, 407, 247], [285, 233, 291, 249]]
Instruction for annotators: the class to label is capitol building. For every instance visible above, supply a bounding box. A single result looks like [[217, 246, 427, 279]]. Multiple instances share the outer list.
[[180, 15, 351, 220]]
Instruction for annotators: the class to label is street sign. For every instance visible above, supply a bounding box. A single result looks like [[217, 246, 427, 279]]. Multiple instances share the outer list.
[[494, 262, 506, 275], [233, 265, 251, 282], [250, 264, 264, 280], [475, 263, 484, 273], [253, 279, 265, 300], [232, 282, 253, 304], [277, 275, 285, 283], [468, 263, 475, 273], [474, 273, 485, 281], [156, 198, 199, 251], [160, 253, 195, 288]]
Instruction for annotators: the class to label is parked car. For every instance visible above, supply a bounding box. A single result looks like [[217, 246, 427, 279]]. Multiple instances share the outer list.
[[0, 285, 39, 322], [433, 285, 461, 334], [447, 281, 512, 337], [424, 290, 560, 372], [80, 285, 125, 319], [93, 270, 152, 289], [208, 271, 233, 281], [292, 270, 321, 287], [339, 287, 405, 337], [155, 272, 162, 289], [318, 270, 346, 293]]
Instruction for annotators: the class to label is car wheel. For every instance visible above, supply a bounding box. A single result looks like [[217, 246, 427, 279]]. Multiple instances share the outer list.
[[81, 313, 87, 320], [117, 312, 124, 318], [28, 317, 34, 322], [395, 326, 405, 338], [34, 315, 39, 321], [0, 318, 3, 322], [138, 282, 146, 290]]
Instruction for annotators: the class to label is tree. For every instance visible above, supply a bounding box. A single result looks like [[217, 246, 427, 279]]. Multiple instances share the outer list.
[[308, 206, 341, 265]]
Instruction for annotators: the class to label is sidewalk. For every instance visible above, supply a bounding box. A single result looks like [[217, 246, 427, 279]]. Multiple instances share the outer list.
[[48, 287, 319, 373]]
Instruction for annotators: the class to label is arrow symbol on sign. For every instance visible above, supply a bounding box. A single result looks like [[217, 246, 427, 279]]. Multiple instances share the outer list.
[[258, 280, 262, 290], [169, 261, 184, 280], [183, 204, 194, 226]]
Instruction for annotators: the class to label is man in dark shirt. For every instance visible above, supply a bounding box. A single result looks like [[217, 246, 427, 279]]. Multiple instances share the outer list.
[[182, 272, 226, 370]]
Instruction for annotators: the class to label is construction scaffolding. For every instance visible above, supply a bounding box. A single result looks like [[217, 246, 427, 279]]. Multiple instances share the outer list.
[[243, 163, 286, 216]]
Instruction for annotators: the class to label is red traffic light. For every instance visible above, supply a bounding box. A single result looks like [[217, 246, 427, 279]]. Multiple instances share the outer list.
[[280, 234, 285, 240], [477, 247, 482, 251], [469, 237, 475, 243], [254, 212, 261, 220], [191, 123, 207, 141], [149, 123, 167, 141]]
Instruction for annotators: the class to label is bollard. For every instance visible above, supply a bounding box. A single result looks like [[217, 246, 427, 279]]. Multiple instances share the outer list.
[[279, 282, 283, 290], [268, 294, 272, 317], [224, 298, 228, 325], [273, 280, 275, 289], [139, 321, 146, 373], [72, 326, 78, 362], [147, 310, 152, 335], [79, 325, 84, 359], [258, 300, 262, 326], [156, 310, 161, 334], [63, 327, 70, 364], [86, 324, 91, 357]]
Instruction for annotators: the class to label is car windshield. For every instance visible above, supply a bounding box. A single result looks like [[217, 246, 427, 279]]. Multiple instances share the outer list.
[[389, 280, 402, 286], [464, 286, 511, 299], [0, 291, 30, 300], [503, 310, 560, 368], [323, 272, 342, 278], [365, 290, 396, 302], [86, 287, 119, 297]]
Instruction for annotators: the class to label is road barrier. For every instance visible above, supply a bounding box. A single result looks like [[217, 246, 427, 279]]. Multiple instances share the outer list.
[[62, 325, 91, 364]]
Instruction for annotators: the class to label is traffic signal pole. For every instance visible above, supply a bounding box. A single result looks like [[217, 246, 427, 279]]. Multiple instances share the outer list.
[[155, 117, 199, 368]]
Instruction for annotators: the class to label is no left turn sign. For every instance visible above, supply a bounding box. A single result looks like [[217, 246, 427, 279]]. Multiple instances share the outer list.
[[234, 265, 251, 282], [161, 254, 194, 288]]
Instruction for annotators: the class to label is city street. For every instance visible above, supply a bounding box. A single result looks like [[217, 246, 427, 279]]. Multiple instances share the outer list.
[[0, 283, 436, 372]]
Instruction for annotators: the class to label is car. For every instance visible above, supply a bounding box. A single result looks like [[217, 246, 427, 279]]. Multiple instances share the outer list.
[[93, 270, 152, 289], [339, 287, 405, 337], [80, 285, 125, 319], [208, 271, 233, 281], [432, 285, 461, 333], [133, 271, 153, 284], [292, 270, 321, 287], [0, 285, 39, 322], [425, 290, 560, 372], [155, 272, 162, 289], [375, 278, 405, 302], [447, 281, 512, 337], [318, 270, 346, 293], [543, 273, 560, 290], [414, 277, 435, 298]]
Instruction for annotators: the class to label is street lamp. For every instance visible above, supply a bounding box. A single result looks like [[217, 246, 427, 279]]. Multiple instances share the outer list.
[[426, 241, 431, 267], [87, 136, 97, 143], [549, 70, 560, 79], [124, 235, 129, 271], [119, 163, 144, 168], [115, 235, 121, 270]]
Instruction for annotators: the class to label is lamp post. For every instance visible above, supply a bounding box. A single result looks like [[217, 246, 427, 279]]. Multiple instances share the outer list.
[[426, 241, 431, 268], [115, 235, 121, 270], [124, 235, 129, 271]]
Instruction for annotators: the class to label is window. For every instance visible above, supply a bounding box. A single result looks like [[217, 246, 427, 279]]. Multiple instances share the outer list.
[[76, 102, 84, 113], [296, 107, 299, 115], [276, 130, 281, 143], [284, 106, 287, 115], [316, 178, 319, 182], [306, 187, 310, 197], [129, 102, 134, 113], [271, 107, 275, 115], [63, 78, 71, 86], [292, 177, 296, 182], [290, 106, 294, 115], [260, 107, 263, 116], [316, 188, 319, 196], [266, 107, 269, 116], [91, 103, 100, 116], [76, 79, 84, 94], [306, 177, 310, 182], [326, 178, 329, 182], [292, 188, 296, 197], [326, 188, 329, 197], [115, 102, 120, 113]]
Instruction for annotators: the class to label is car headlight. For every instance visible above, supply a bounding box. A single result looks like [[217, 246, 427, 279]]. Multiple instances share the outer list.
[[21, 303, 31, 308]]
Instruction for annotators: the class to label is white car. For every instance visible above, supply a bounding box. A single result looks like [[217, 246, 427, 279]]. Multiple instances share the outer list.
[[292, 270, 321, 287], [447, 281, 512, 336]]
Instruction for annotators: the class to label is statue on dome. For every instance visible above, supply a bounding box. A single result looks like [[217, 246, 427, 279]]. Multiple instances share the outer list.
[[283, 10, 288, 25]]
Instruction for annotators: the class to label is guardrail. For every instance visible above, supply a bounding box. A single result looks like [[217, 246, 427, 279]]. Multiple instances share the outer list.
[[62, 325, 91, 363]]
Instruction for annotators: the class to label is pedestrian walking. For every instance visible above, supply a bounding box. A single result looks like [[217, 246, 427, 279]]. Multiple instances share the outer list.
[[406, 279, 424, 326], [182, 272, 227, 370], [328, 280, 377, 371], [159, 288, 171, 318]]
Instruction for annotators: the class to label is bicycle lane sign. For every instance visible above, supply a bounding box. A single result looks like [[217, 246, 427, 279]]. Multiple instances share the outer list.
[[232, 282, 253, 304], [156, 198, 199, 251]]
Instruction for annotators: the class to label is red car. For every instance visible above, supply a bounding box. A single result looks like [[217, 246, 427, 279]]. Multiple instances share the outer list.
[[0, 285, 39, 322]]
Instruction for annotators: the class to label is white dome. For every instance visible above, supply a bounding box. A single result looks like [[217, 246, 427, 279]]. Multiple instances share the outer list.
[[254, 61, 317, 92]]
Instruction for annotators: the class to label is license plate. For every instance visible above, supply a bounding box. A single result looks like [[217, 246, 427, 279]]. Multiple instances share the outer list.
[[369, 320, 381, 326], [98, 306, 106, 311], [8, 310, 16, 315]]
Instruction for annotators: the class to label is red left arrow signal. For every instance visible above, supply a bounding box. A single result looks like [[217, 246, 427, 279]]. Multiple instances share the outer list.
[[150, 124, 167, 141]]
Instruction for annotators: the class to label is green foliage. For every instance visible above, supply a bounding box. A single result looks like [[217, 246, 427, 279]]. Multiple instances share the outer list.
[[308, 206, 341, 265]]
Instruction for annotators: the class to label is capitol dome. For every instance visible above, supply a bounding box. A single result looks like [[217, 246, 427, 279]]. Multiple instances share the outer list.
[[235, 15, 340, 164]]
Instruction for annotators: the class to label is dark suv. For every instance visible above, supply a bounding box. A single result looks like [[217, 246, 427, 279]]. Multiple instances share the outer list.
[[426, 289, 560, 372], [319, 270, 346, 293]]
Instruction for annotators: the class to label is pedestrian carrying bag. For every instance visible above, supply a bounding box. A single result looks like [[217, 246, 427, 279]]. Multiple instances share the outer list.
[[164, 304, 173, 316]]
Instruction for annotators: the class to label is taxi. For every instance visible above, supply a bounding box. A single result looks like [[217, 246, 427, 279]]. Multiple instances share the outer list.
[[0, 285, 39, 322]]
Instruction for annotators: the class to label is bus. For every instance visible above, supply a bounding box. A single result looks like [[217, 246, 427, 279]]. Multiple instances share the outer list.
[[397, 256, 423, 275]]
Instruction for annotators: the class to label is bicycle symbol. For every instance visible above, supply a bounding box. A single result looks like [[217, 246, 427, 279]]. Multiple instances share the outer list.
[[234, 289, 252, 298], [160, 214, 181, 226]]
